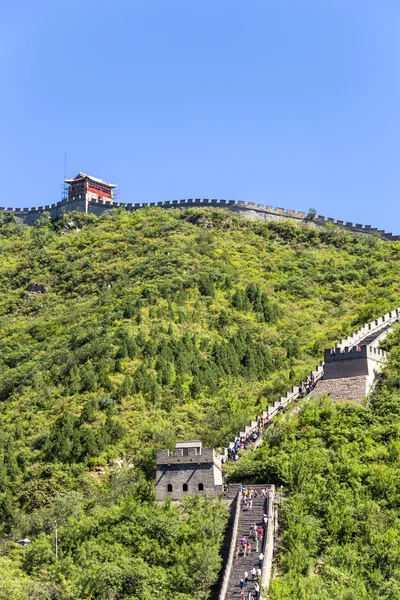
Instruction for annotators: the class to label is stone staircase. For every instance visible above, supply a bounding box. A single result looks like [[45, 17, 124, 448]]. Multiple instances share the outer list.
[[225, 490, 267, 600], [216, 308, 400, 599], [355, 321, 392, 347]]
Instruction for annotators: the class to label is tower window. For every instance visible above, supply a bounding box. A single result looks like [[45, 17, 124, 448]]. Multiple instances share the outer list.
[[167, 484, 173, 493], [183, 483, 188, 492], [198, 483, 204, 491]]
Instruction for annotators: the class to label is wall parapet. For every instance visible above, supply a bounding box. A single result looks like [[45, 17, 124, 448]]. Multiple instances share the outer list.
[[261, 485, 276, 598], [223, 306, 398, 458], [219, 308, 398, 596], [217, 490, 242, 600], [335, 309, 399, 349], [156, 447, 218, 465], [324, 345, 387, 362], [1, 197, 399, 240]]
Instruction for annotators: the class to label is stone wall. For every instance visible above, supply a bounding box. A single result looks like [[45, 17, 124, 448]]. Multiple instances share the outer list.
[[323, 357, 369, 380], [87, 199, 400, 240], [334, 310, 399, 349], [0, 197, 88, 225], [262, 485, 276, 595], [224, 306, 399, 455], [1, 196, 399, 240], [155, 462, 223, 501], [314, 375, 368, 402], [216, 490, 242, 600]]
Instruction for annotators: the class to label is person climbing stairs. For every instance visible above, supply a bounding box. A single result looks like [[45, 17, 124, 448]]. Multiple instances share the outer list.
[[225, 488, 269, 600]]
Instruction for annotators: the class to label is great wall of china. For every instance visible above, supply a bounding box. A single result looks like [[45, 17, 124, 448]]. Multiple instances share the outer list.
[[156, 308, 398, 600], [225, 307, 397, 457], [1, 195, 399, 240], [5, 174, 400, 598], [216, 307, 397, 599]]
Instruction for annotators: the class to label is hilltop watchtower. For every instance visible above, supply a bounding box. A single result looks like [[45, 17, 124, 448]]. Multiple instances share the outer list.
[[156, 441, 223, 501], [64, 172, 116, 209]]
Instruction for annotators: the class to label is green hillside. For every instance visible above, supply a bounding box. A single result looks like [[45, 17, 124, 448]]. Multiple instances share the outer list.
[[0, 207, 399, 599]]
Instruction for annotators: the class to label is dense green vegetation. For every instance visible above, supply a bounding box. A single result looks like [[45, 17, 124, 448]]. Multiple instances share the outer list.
[[0, 206, 399, 598]]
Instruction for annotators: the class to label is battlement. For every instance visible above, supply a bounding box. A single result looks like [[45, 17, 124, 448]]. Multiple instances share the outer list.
[[156, 445, 219, 465], [156, 440, 223, 501], [335, 310, 399, 349], [223, 304, 399, 455], [2, 194, 399, 240], [324, 345, 387, 362], [87, 199, 400, 239]]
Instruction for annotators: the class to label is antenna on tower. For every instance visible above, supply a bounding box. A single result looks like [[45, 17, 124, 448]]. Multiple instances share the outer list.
[[60, 152, 68, 201]]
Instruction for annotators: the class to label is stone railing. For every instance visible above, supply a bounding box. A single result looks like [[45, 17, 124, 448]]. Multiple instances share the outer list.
[[0, 197, 84, 214], [261, 485, 276, 598], [219, 307, 399, 598], [324, 345, 387, 362], [218, 489, 242, 600], [90, 199, 399, 240], [335, 308, 400, 349], [223, 363, 324, 459]]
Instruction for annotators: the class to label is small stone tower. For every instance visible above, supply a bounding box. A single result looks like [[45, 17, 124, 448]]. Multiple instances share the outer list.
[[64, 172, 116, 210], [156, 440, 223, 501], [315, 344, 386, 401]]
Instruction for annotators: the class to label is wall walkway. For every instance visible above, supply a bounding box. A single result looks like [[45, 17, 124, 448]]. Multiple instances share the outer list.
[[218, 306, 399, 598], [224, 306, 399, 458], [219, 488, 274, 600]]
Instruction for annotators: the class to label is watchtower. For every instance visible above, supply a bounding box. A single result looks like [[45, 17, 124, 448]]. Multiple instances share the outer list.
[[64, 172, 116, 209], [315, 344, 387, 401], [156, 440, 223, 501]]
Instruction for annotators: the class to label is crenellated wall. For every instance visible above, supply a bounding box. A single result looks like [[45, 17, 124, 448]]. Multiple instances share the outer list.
[[1, 197, 399, 240], [0, 197, 88, 225], [224, 306, 399, 456], [155, 442, 223, 501], [217, 309, 398, 598]]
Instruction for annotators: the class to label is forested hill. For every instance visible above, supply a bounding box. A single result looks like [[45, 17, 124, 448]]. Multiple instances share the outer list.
[[0, 207, 399, 599]]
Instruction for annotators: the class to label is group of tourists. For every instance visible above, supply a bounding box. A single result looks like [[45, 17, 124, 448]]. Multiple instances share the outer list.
[[226, 373, 317, 462], [235, 524, 264, 556], [226, 429, 261, 461], [242, 486, 258, 510], [222, 371, 320, 597], [239, 570, 261, 599], [236, 551, 264, 599], [298, 375, 316, 397], [234, 486, 272, 599]]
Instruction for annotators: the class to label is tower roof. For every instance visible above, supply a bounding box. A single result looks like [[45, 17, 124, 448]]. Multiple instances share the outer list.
[[175, 440, 202, 449], [64, 172, 116, 188]]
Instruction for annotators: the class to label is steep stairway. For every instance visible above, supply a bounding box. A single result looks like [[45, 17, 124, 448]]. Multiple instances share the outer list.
[[355, 321, 392, 347], [225, 490, 268, 600]]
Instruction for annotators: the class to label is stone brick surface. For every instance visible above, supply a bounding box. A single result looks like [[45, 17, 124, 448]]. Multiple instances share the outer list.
[[315, 376, 368, 402], [4, 194, 399, 240], [224, 492, 268, 600], [323, 358, 369, 379], [155, 441, 223, 501]]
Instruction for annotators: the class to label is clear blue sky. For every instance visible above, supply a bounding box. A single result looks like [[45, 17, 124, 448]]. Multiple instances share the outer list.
[[1, 1, 399, 231]]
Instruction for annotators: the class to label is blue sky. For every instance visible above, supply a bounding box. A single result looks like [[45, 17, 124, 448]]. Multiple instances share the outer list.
[[1, 1, 399, 232]]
